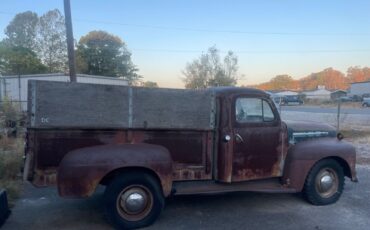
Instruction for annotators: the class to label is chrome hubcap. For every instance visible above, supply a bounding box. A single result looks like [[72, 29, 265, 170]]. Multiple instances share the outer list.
[[123, 192, 146, 213], [116, 185, 153, 221], [315, 168, 338, 198], [319, 175, 334, 192]]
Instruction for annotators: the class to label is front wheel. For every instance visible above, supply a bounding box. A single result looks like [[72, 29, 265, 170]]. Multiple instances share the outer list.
[[104, 172, 165, 229], [303, 159, 344, 205]]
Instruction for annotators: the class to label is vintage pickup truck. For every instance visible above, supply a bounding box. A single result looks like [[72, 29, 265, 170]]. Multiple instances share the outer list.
[[24, 80, 357, 229]]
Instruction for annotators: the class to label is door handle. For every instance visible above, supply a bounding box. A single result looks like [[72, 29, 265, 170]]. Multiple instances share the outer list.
[[223, 135, 231, 142], [235, 133, 244, 143]]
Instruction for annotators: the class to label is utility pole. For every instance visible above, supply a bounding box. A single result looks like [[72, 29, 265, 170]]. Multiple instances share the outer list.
[[337, 100, 341, 132], [64, 0, 77, 82]]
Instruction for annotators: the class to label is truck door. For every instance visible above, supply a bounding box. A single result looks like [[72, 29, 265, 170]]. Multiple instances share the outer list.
[[231, 96, 283, 182]]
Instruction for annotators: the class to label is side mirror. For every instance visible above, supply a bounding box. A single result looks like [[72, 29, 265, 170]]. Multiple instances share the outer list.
[[337, 133, 344, 141]]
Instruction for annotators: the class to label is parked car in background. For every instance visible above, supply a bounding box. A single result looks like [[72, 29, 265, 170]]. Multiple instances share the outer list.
[[362, 98, 370, 107], [272, 96, 283, 105], [281, 95, 304, 105], [351, 95, 363, 102], [337, 96, 353, 102], [362, 93, 370, 99]]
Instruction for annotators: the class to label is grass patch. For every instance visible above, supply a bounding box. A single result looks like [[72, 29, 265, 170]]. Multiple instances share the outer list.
[[340, 129, 370, 139], [340, 129, 370, 166], [304, 100, 362, 109], [0, 137, 24, 206]]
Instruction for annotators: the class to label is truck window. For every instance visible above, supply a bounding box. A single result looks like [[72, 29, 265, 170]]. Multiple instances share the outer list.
[[235, 98, 275, 123]]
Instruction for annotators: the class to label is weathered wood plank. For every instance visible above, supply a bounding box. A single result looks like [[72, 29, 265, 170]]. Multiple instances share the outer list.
[[28, 80, 215, 130], [132, 87, 214, 129], [30, 80, 129, 128]]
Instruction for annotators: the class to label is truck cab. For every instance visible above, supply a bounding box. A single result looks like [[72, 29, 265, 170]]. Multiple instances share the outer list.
[[24, 81, 357, 229], [362, 97, 370, 107]]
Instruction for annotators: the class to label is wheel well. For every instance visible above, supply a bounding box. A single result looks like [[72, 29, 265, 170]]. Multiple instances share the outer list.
[[100, 167, 163, 189], [320, 156, 352, 178]]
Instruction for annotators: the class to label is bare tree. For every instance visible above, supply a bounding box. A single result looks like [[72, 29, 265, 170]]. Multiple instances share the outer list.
[[182, 46, 242, 89]]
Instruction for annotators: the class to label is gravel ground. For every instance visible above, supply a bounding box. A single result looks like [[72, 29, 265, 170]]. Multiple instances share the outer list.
[[2, 166, 369, 230], [347, 135, 370, 165]]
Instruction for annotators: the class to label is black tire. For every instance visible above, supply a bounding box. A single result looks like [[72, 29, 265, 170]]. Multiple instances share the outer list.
[[104, 172, 165, 230], [303, 159, 344, 206]]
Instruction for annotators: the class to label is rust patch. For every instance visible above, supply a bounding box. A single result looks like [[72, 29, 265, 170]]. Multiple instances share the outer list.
[[271, 123, 289, 177], [28, 128, 212, 198], [32, 169, 57, 187], [57, 144, 174, 197], [231, 125, 282, 181], [282, 138, 357, 190]]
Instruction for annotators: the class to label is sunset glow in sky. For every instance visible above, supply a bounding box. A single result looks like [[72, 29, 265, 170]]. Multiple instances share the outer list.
[[1, 0, 370, 88]]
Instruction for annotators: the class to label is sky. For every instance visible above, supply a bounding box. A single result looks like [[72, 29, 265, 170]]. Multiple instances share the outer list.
[[0, 0, 370, 88]]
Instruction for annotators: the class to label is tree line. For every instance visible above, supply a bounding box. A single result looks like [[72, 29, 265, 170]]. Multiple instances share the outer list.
[[255, 67, 370, 91], [0, 10, 141, 85]]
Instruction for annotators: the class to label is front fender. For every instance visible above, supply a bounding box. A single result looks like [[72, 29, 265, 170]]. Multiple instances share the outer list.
[[282, 138, 357, 191], [57, 143, 173, 198]]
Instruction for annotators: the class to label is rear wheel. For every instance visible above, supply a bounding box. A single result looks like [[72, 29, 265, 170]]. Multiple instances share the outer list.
[[303, 159, 344, 205], [104, 172, 164, 229]]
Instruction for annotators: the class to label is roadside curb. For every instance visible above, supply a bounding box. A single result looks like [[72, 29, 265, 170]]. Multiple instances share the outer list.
[[0, 189, 11, 227]]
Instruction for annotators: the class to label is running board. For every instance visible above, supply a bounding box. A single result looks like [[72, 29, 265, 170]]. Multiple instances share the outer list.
[[172, 178, 297, 195]]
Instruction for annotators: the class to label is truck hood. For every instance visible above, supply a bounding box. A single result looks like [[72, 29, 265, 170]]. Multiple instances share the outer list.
[[283, 120, 337, 144]]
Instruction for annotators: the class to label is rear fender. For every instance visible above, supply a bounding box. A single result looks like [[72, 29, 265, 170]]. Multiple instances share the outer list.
[[282, 138, 357, 191], [57, 143, 173, 198]]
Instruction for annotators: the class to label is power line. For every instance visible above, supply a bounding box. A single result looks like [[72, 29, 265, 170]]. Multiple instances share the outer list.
[[74, 47, 370, 54], [236, 49, 370, 54], [130, 48, 370, 54], [1, 11, 369, 36], [74, 18, 370, 36]]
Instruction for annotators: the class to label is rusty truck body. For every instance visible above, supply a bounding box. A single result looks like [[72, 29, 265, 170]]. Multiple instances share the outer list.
[[24, 80, 357, 229]]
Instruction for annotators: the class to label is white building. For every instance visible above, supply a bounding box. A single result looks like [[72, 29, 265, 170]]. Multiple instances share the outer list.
[[0, 73, 128, 110], [304, 85, 331, 100], [349, 81, 370, 97]]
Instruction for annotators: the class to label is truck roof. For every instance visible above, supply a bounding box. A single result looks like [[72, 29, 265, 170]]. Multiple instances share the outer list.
[[208, 86, 269, 98]]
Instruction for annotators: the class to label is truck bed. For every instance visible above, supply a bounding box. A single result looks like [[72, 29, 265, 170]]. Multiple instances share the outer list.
[[25, 80, 218, 187], [25, 128, 214, 187]]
